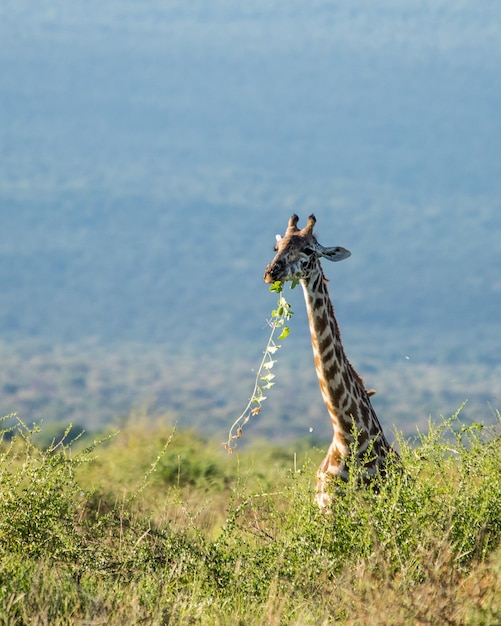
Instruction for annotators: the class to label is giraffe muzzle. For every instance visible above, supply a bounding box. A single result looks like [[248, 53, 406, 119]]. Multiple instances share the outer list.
[[263, 262, 285, 284]]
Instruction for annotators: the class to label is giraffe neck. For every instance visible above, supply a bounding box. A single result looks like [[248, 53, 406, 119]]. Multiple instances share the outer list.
[[300, 268, 391, 464]]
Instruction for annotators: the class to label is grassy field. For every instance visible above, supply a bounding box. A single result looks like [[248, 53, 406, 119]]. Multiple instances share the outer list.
[[0, 410, 500, 625]]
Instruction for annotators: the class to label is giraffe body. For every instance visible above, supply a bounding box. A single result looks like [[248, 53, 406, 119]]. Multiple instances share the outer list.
[[264, 214, 395, 508]]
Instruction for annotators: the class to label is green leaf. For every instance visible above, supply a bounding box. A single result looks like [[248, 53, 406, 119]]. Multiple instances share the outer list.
[[269, 281, 283, 293], [277, 326, 290, 340]]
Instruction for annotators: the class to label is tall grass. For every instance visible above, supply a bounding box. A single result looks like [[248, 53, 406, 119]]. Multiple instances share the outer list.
[[0, 410, 500, 625]]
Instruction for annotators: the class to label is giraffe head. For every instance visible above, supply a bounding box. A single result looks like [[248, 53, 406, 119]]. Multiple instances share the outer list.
[[264, 214, 351, 284]]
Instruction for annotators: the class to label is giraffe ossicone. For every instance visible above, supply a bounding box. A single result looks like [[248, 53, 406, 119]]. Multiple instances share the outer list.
[[264, 214, 397, 509]]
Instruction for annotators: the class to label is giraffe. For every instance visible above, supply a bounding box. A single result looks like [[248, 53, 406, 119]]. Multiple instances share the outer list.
[[263, 214, 396, 509]]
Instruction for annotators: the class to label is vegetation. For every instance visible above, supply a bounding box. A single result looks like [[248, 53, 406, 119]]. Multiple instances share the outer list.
[[1, 410, 500, 625], [225, 280, 295, 453]]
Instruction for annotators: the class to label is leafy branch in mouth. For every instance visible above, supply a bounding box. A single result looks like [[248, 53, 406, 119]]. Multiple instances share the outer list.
[[223, 279, 297, 453]]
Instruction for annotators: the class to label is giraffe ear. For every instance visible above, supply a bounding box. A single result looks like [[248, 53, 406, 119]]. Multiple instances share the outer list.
[[318, 246, 351, 262]]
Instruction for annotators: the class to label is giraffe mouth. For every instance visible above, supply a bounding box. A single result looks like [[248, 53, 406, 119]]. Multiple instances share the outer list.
[[264, 269, 295, 284], [263, 263, 284, 283], [264, 263, 305, 284]]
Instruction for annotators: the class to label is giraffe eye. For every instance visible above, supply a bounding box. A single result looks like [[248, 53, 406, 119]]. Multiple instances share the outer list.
[[304, 246, 315, 255]]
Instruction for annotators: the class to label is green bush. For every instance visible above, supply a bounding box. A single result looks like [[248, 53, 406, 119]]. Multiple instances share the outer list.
[[0, 416, 88, 562], [0, 410, 499, 624]]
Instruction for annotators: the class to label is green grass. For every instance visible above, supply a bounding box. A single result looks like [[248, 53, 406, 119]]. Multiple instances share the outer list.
[[0, 410, 500, 625]]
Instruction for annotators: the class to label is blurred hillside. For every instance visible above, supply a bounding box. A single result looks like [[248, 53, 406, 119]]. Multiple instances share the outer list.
[[0, 1, 500, 439]]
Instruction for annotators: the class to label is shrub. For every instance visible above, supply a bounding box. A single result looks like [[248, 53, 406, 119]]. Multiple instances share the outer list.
[[0, 410, 499, 624], [0, 415, 89, 562]]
